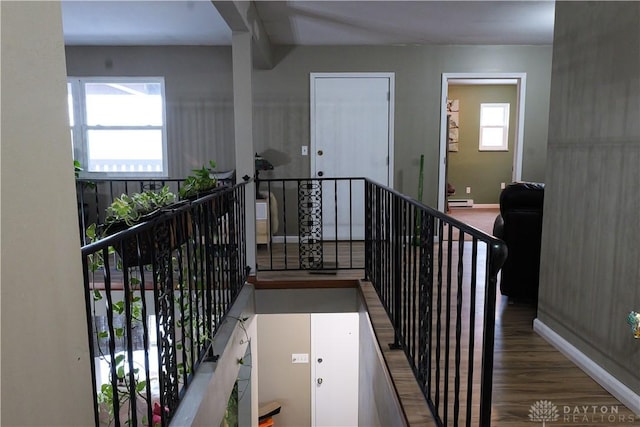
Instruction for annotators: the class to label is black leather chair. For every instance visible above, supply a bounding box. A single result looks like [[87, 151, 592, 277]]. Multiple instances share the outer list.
[[492, 182, 545, 303]]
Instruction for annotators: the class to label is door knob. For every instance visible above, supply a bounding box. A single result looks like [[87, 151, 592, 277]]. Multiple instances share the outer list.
[[318, 171, 324, 177], [317, 150, 323, 156], [317, 378, 323, 385]]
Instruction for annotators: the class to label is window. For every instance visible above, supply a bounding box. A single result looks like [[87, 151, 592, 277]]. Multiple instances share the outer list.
[[68, 77, 168, 177], [479, 103, 509, 151]]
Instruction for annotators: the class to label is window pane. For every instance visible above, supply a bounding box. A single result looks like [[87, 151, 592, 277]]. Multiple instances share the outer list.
[[86, 129, 163, 173], [67, 82, 74, 126], [85, 82, 163, 126], [481, 128, 505, 146], [480, 105, 507, 126]]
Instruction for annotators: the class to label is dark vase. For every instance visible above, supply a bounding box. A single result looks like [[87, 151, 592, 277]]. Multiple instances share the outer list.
[[102, 210, 172, 267]]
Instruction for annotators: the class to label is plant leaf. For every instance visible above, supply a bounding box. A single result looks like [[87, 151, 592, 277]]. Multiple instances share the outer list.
[[136, 380, 147, 392]]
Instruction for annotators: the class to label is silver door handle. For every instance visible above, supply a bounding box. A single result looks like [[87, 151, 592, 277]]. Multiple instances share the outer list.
[[317, 378, 323, 385], [317, 171, 324, 177]]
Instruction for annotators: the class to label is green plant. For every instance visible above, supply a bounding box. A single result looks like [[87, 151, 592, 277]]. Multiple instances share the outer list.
[[93, 280, 156, 427], [105, 186, 176, 228], [74, 159, 97, 190], [179, 160, 218, 200], [222, 381, 239, 427], [85, 227, 150, 426], [74, 159, 83, 178]]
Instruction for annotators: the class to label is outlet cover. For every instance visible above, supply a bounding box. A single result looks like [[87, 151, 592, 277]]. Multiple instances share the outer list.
[[466, 187, 471, 194], [292, 353, 309, 364]]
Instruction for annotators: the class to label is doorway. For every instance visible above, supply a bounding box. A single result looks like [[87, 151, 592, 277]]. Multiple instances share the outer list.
[[310, 73, 395, 239], [438, 73, 526, 213]]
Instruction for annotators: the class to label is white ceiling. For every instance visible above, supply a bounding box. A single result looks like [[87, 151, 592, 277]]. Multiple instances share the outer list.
[[62, 1, 231, 45], [61, 1, 555, 47]]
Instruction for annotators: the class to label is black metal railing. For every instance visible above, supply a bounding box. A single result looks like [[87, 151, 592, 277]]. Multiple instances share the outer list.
[[364, 179, 507, 427], [81, 183, 248, 427], [255, 176, 506, 425], [76, 177, 235, 245], [255, 177, 366, 271]]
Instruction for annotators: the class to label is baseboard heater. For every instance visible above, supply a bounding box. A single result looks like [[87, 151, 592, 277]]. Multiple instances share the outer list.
[[448, 199, 474, 208]]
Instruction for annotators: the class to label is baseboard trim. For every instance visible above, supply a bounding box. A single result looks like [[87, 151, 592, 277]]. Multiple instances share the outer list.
[[271, 235, 300, 244], [533, 319, 640, 415], [448, 198, 473, 207], [472, 203, 499, 209]]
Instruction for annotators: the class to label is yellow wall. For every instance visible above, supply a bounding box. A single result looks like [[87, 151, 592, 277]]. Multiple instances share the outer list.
[[447, 84, 517, 204]]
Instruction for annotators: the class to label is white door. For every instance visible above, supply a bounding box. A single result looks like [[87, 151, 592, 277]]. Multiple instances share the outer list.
[[311, 313, 359, 427], [311, 73, 394, 240]]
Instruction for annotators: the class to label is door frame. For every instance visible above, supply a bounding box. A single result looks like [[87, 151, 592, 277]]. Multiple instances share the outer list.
[[310, 72, 395, 186], [438, 72, 527, 212]]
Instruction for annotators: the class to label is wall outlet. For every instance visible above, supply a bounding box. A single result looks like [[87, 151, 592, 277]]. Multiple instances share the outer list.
[[501, 182, 506, 189], [301, 146, 308, 156], [466, 186, 471, 194], [292, 353, 309, 364]]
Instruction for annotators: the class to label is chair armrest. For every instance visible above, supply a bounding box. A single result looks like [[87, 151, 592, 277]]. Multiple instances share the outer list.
[[492, 214, 504, 239]]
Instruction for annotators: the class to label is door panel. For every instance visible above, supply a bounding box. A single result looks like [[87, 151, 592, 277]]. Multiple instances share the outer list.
[[311, 313, 359, 427], [311, 74, 393, 240]]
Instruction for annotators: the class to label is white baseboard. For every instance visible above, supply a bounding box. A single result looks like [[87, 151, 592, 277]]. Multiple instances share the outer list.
[[270, 235, 300, 244], [473, 203, 499, 209], [449, 203, 499, 209], [534, 319, 640, 416], [449, 199, 473, 207]]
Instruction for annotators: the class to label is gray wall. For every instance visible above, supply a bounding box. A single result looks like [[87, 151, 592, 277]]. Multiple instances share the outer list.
[[538, 1, 640, 395], [66, 44, 552, 207], [358, 304, 405, 426], [1, 2, 95, 424], [65, 46, 236, 178], [448, 84, 516, 204], [254, 45, 552, 206]]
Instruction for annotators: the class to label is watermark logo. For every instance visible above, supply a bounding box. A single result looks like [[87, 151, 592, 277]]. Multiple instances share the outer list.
[[528, 400, 638, 424], [529, 400, 559, 426]]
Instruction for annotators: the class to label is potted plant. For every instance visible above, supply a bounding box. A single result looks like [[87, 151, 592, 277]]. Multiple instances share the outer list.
[[102, 186, 178, 266], [103, 186, 176, 229], [179, 160, 219, 200]]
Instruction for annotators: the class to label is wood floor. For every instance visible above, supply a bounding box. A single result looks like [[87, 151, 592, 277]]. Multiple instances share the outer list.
[[254, 209, 638, 426], [361, 280, 638, 426], [448, 207, 499, 236]]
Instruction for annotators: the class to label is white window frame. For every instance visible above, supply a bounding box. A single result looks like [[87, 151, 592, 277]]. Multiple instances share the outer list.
[[68, 76, 169, 178], [479, 102, 510, 151]]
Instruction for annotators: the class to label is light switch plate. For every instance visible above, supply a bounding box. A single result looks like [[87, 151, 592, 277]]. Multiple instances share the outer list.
[[292, 353, 309, 363], [301, 146, 308, 156]]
